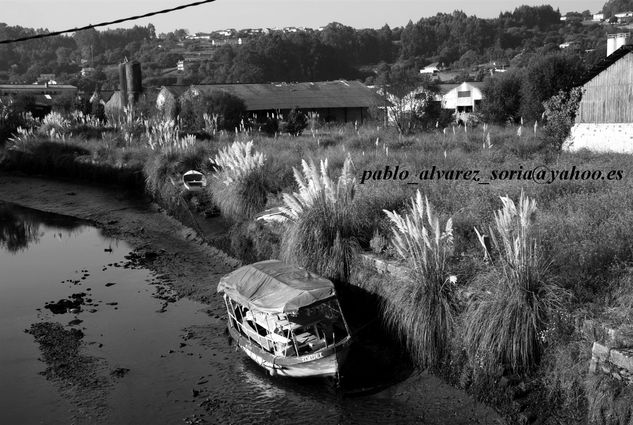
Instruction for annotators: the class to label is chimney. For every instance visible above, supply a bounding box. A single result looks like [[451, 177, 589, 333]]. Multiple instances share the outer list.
[[607, 33, 632, 56]]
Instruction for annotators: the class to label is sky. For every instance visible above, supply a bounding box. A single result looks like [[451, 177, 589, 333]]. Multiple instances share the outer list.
[[1, 0, 606, 35]]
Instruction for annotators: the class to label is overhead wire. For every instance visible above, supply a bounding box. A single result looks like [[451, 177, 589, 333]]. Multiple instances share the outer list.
[[0, 0, 217, 45]]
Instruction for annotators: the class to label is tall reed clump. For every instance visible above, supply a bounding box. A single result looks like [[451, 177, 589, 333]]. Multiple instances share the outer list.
[[143, 119, 201, 197], [382, 191, 456, 368], [209, 140, 267, 220], [38, 111, 70, 140], [260, 155, 359, 283], [463, 192, 568, 374]]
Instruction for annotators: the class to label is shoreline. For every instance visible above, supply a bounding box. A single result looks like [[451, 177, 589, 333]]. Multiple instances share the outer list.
[[0, 172, 241, 307], [0, 172, 504, 424]]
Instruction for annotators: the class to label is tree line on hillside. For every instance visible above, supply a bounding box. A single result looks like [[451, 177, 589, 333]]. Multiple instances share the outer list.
[[602, 0, 633, 17], [0, 3, 622, 89]]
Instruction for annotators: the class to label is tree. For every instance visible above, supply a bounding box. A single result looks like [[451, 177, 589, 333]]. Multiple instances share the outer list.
[[285, 108, 308, 136], [74, 28, 101, 58], [203, 90, 246, 131], [55, 47, 73, 66], [376, 64, 438, 133], [540, 87, 582, 151], [602, 0, 633, 18], [519, 53, 586, 121], [480, 70, 524, 123], [178, 89, 205, 132]]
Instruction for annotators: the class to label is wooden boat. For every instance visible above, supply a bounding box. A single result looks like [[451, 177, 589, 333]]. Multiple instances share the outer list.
[[182, 170, 207, 192], [217, 260, 352, 378]]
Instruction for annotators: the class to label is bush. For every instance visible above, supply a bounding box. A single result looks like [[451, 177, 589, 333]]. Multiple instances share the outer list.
[[540, 338, 590, 414], [0, 99, 27, 147], [177, 89, 246, 134], [203, 90, 246, 132], [209, 140, 268, 220], [586, 374, 633, 425], [382, 191, 457, 368], [285, 108, 308, 136], [178, 90, 205, 133], [463, 192, 569, 374], [480, 71, 523, 124], [210, 167, 268, 220], [259, 116, 279, 136], [38, 112, 70, 139], [541, 88, 582, 152], [261, 156, 360, 283]]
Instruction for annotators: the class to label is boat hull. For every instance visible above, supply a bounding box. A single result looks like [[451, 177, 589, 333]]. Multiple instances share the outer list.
[[183, 182, 205, 192], [228, 324, 350, 378]]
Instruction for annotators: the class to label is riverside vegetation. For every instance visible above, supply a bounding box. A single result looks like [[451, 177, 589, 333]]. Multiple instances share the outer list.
[[2, 104, 633, 424]]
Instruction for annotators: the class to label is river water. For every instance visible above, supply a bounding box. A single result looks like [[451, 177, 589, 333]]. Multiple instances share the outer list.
[[0, 201, 445, 425]]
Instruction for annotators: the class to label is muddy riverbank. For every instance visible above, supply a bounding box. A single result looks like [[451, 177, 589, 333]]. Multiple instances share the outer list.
[[0, 173, 504, 424]]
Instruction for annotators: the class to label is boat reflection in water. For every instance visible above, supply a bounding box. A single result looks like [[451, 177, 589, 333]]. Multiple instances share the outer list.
[[218, 260, 352, 378]]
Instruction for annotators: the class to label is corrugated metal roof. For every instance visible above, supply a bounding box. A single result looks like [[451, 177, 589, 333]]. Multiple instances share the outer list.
[[162, 80, 383, 111]]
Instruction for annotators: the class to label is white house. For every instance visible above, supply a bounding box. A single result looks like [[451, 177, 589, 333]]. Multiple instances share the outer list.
[[436, 82, 485, 114], [186, 33, 212, 40], [615, 11, 633, 23], [420, 62, 441, 75], [593, 12, 605, 21]]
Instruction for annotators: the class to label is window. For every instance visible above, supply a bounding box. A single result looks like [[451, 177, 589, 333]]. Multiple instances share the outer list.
[[458, 91, 471, 98]]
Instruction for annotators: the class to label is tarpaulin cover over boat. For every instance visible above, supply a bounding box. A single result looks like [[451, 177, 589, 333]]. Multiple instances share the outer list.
[[217, 260, 336, 314]]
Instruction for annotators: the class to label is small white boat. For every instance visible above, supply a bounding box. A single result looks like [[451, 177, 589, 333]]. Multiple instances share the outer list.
[[182, 170, 207, 192], [218, 260, 352, 378]]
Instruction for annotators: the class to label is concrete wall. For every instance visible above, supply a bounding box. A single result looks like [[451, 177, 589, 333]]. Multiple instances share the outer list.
[[565, 123, 633, 153]]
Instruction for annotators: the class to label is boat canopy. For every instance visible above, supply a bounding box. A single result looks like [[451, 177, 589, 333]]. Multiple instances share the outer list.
[[217, 260, 336, 314]]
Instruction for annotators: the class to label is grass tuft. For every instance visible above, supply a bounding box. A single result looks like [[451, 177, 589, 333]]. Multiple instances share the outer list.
[[381, 191, 457, 368], [209, 140, 267, 220], [271, 155, 360, 283], [463, 191, 569, 374]]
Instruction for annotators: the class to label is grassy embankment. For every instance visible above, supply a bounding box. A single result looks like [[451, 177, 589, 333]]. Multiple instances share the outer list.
[[2, 111, 633, 423]]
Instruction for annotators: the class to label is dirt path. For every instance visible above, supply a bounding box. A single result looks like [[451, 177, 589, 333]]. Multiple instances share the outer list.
[[0, 173, 505, 425]]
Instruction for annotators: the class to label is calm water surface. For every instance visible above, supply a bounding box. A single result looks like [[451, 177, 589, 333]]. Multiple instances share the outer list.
[[0, 201, 421, 425]]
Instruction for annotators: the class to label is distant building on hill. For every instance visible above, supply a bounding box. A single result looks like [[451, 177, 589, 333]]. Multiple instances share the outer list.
[[80, 67, 96, 78], [559, 41, 577, 49], [186, 33, 212, 40], [156, 80, 384, 124], [420, 62, 441, 75], [615, 11, 633, 23], [567, 45, 633, 152]]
